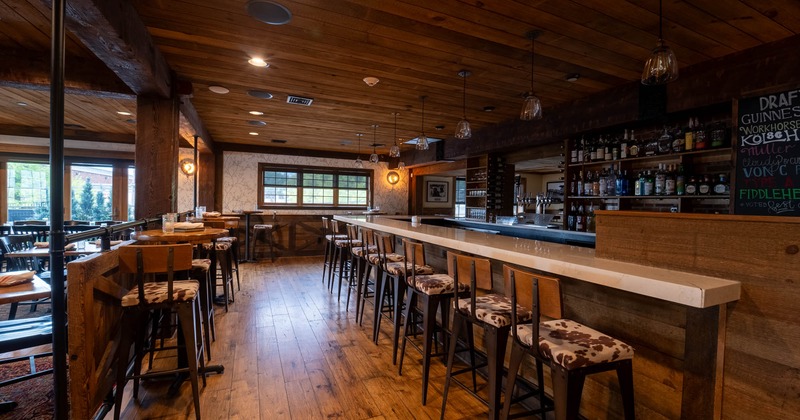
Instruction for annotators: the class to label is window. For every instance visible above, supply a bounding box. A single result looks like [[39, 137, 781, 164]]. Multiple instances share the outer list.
[[455, 177, 466, 218], [258, 163, 372, 209], [70, 164, 113, 221], [6, 162, 50, 222]]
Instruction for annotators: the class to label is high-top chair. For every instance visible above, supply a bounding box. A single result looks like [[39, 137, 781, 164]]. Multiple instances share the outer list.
[[201, 220, 235, 312], [501, 266, 635, 420], [320, 217, 345, 285], [114, 244, 206, 420], [398, 250, 469, 405], [345, 224, 375, 314], [212, 218, 241, 290], [330, 222, 362, 302], [368, 232, 407, 344], [440, 254, 533, 420]]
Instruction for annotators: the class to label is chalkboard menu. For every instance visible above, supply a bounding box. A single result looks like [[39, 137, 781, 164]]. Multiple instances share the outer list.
[[734, 89, 800, 216]]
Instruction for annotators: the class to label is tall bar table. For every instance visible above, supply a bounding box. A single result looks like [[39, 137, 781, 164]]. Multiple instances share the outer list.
[[240, 210, 264, 262]]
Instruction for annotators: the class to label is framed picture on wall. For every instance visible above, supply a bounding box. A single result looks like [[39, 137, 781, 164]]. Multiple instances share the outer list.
[[422, 176, 453, 208], [426, 181, 449, 202], [546, 181, 564, 202]]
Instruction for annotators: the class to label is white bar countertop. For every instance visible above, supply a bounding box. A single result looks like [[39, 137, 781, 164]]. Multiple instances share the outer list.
[[335, 215, 741, 309]]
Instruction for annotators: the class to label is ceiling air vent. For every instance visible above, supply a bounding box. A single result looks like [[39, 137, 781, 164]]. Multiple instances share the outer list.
[[271, 139, 287, 144], [286, 95, 313, 106]]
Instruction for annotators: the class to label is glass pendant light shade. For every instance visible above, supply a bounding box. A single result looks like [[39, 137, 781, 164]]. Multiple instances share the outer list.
[[520, 93, 542, 120], [354, 157, 363, 168], [354, 133, 363, 168], [520, 30, 543, 121], [641, 40, 678, 85], [417, 96, 429, 150], [389, 112, 401, 157], [369, 124, 380, 163], [369, 151, 380, 164], [398, 161, 406, 170], [641, 0, 678, 85], [455, 70, 472, 139]]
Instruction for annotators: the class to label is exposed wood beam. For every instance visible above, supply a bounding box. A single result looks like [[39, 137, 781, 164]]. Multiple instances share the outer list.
[[0, 49, 133, 99], [0, 143, 133, 160], [179, 97, 216, 153], [221, 142, 360, 161], [0, 124, 134, 144], [53, 0, 173, 97]]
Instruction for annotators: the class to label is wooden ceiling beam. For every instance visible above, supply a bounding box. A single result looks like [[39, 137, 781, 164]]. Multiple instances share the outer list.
[[0, 123, 134, 144], [0, 48, 133, 99], [54, 0, 173, 97], [179, 97, 216, 154]]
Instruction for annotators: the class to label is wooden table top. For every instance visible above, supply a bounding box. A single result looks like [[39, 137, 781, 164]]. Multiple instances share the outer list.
[[133, 227, 228, 244], [0, 276, 51, 305], [5, 243, 105, 258]]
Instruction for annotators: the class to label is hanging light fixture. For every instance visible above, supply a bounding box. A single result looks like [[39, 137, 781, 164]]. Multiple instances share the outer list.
[[455, 70, 472, 139], [641, 0, 678, 85], [520, 30, 543, 121], [398, 161, 406, 170], [354, 133, 364, 168], [369, 124, 380, 163], [417, 96, 429, 150], [389, 112, 400, 158]]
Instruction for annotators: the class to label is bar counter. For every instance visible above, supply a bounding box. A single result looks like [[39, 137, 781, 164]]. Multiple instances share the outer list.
[[335, 214, 740, 308]]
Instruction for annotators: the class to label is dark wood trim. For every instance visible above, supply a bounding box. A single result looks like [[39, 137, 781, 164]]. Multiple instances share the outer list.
[[179, 97, 216, 154], [134, 94, 180, 217], [222, 142, 360, 161], [60, 0, 173, 97], [256, 163, 373, 210], [0, 124, 134, 144], [0, 148, 134, 162], [409, 160, 466, 177]]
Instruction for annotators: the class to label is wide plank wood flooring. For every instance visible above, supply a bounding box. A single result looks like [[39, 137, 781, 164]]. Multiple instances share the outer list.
[[111, 256, 491, 419]]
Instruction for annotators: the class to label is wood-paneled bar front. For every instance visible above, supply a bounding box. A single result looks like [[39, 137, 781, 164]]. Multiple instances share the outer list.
[[332, 213, 800, 419]]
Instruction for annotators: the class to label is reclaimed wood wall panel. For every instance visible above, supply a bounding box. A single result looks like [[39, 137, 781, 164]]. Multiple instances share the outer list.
[[595, 211, 800, 419]]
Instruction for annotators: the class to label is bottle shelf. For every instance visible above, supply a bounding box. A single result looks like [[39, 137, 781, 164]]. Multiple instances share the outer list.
[[569, 147, 732, 168], [567, 195, 730, 200]]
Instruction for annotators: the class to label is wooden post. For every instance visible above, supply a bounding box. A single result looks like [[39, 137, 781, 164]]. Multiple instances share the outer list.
[[0, 161, 6, 224], [681, 305, 726, 419], [135, 94, 179, 218], [112, 163, 128, 220]]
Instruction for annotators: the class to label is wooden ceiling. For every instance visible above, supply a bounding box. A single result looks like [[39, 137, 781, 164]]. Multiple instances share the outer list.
[[1, 0, 799, 155]]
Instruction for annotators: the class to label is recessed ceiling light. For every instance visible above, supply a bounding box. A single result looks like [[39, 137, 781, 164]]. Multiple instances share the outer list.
[[566, 73, 581, 82], [435, 125, 445, 131], [16, 101, 28, 106], [117, 111, 132, 116], [249, 132, 259, 136], [125, 119, 136, 124], [209, 85, 230, 94], [363, 76, 379, 87], [248, 57, 269, 67], [247, 90, 273, 99], [248, 120, 267, 126], [249, 111, 264, 115], [483, 106, 495, 112], [246, 0, 292, 25]]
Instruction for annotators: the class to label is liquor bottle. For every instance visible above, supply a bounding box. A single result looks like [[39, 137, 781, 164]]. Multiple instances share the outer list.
[[655, 164, 666, 195], [698, 175, 711, 195], [589, 137, 597, 162], [586, 203, 596, 233], [598, 168, 608, 196], [568, 202, 577, 231], [658, 127, 672, 155], [615, 168, 625, 196], [634, 171, 642, 196], [592, 170, 601, 196], [621, 169, 630, 196], [606, 164, 617, 197], [595, 136, 605, 162], [685, 175, 698, 195], [620, 129, 628, 159], [577, 170, 585, 196], [612, 136, 619, 160], [665, 164, 676, 195], [576, 202, 585, 232], [672, 125, 685, 153], [570, 141, 577, 164], [713, 173, 729, 195], [710, 122, 725, 148], [685, 118, 694, 151], [694, 118, 707, 150], [604, 136, 613, 161], [643, 170, 655, 196], [675, 164, 685, 195], [629, 130, 640, 157], [577, 137, 585, 163], [584, 171, 593, 196]]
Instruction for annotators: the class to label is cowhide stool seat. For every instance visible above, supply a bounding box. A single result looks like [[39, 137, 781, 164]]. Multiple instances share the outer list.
[[501, 267, 635, 420], [440, 254, 533, 420]]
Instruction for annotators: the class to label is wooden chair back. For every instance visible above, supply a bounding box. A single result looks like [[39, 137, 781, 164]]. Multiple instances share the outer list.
[[450, 252, 492, 291], [402, 238, 426, 267], [505, 265, 563, 355], [346, 224, 359, 242], [118, 244, 193, 307], [330, 219, 341, 235], [321, 217, 330, 235], [373, 232, 396, 269]]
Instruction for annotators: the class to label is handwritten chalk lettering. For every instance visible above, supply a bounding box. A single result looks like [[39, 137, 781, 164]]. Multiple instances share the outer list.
[[740, 201, 767, 208], [742, 166, 777, 178], [740, 129, 800, 146], [759, 90, 800, 110], [739, 142, 797, 156], [739, 119, 800, 134], [738, 188, 800, 200], [767, 201, 797, 214]]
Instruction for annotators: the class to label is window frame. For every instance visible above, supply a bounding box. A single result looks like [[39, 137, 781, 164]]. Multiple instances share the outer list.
[[257, 163, 373, 210]]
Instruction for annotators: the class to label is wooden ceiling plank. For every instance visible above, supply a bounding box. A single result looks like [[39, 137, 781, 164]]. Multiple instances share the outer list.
[[0, 123, 134, 143], [739, 0, 800, 33], [55, 0, 173, 97], [685, 0, 793, 43]]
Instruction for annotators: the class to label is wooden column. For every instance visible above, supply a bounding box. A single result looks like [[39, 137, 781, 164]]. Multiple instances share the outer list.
[[135, 94, 179, 218], [0, 161, 6, 224], [112, 163, 128, 220], [199, 150, 215, 211]]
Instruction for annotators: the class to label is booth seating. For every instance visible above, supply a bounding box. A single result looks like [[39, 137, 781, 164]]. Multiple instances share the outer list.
[[501, 267, 635, 420], [114, 244, 206, 420]]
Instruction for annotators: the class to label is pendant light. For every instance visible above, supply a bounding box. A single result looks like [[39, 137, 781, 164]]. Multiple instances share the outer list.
[[369, 124, 380, 163], [641, 0, 678, 85], [389, 112, 400, 158], [398, 161, 406, 170], [416, 96, 429, 150], [354, 133, 363, 168], [455, 70, 472, 139], [520, 30, 543, 121]]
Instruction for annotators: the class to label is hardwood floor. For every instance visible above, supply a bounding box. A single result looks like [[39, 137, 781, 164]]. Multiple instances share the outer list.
[[111, 256, 491, 419]]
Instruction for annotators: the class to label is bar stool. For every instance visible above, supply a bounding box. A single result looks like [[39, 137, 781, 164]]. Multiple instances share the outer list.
[[114, 244, 206, 420], [330, 223, 362, 302], [440, 254, 532, 420], [501, 266, 635, 420], [202, 221, 236, 312], [398, 250, 469, 405], [321, 217, 346, 285], [345, 224, 375, 314], [252, 224, 276, 261], [215, 218, 241, 290], [366, 232, 406, 344]]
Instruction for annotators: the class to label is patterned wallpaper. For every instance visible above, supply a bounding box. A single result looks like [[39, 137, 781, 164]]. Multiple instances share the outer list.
[[221, 151, 409, 215]]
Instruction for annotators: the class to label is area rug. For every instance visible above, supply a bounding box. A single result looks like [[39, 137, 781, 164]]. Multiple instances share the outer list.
[[0, 356, 54, 419]]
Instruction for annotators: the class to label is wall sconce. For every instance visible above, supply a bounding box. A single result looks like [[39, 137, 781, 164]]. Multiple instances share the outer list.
[[180, 158, 196, 175], [386, 171, 400, 186]]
